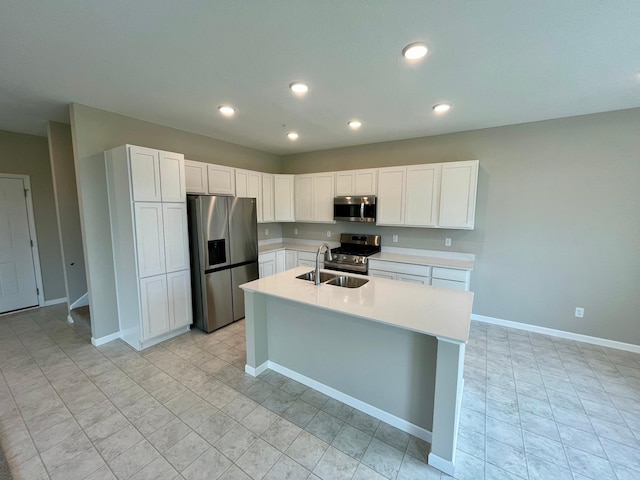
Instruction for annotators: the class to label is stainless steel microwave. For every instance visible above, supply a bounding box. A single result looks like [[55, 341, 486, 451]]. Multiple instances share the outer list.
[[334, 196, 377, 222]]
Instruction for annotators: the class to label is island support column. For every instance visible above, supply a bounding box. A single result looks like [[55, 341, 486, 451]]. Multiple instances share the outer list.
[[244, 291, 269, 376], [428, 337, 466, 476]]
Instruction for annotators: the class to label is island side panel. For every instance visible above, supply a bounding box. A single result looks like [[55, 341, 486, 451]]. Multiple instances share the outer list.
[[428, 338, 466, 476], [265, 296, 437, 434], [244, 291, 269, 375]]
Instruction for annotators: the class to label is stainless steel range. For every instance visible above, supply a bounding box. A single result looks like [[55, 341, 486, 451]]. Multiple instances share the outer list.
[[323, 234, 381, 274]]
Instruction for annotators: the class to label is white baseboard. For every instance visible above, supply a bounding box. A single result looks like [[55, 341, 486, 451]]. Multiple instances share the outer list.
[[471, 314, 640, 354], [245, 361, 269, 377], [428, 452, 455, 477], [91, 331, 121, 346], [67, 315, 74, 324], [266, 361, 433, 444], [70, 292, 89, 310], [44, 297, 67, 306]]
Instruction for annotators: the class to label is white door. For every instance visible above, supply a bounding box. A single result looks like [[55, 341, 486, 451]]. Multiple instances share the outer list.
[[262, 174, 274, 222], [167, 270, 192, 329], [235, 169, 249, 197], [405, 164, 440, 227], [208, 164, 236, 195], [162, 203, 189, 273], [335, 171, 355, 196], [275, 250, 285, 273], [129, 146, 161, 202], [139, 274, 170, 339], [294, 175, 313, 221], [274, 175, 295, 222], [312, 173, 335, 222], [439, 160, 479, 229], [0, 177, 39, 312], [134, 203, 166, 278], [285, 250, 297, 269], [184, 160, 208, 194], [354, 169, 378, 195], [377, 167, 406, 225], [159, 151, 185, 202]]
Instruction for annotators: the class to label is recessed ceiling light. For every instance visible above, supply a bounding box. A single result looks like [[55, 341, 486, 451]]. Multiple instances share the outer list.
[[402, 42, 428, 60], [217, 105, 235, 116], [287, 132, 299, 140], [289, 82, 309, 94], [348, 120, 362, 129], [432, 103, 451, 113]]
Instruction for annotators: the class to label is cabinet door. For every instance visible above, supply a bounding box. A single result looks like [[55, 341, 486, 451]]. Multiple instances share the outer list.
[[285, 250, 297, 269], [439, 160, 479, 229], [262, 174, 274, 223], [275, 250, 285, 273], [129, 146, 161, 202], [184, 160, 208, 194], [294, 175, 313, 221], [134, 203, 166, 278], [235, 169, 249, 197], [167, 270, 192, 329], [163, 203, 189, 272], [248, 171, 263, 223], [354, 169, 378, 195], [274, 175, 295, 222], [377, 167, 406, 225], [159, 151, 185, 202], [139, 274, 170, 339], [313, 173, 335, 222], [368, 269, 396, 280], [259, 260, 275, 278], [405, 164, 440, 226], [335, 171, 355, 196], [208, 164, 236, 195], [397, 273, 429, 285]]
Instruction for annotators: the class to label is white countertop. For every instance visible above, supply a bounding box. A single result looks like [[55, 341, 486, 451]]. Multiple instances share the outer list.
[[240, 266, 473, 343]]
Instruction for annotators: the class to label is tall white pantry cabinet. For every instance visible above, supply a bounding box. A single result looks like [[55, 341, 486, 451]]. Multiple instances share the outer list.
[[105, 145, 192, 350]]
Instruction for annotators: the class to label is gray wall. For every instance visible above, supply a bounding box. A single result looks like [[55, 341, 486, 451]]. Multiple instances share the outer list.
[[280, 108, 640, 346], [69, 104, 281, 338], [47, 122, 87, 306], [0, 129, 66, 301]]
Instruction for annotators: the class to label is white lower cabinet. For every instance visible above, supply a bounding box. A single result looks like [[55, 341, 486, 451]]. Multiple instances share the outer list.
[[285, 250, 298, 270], [297, 251, 322, 269], [167, 270, 192, 329], [258, 252, 276, 278], [275, 250, 285, 272], [368, 260, 470, 291], [140, 275, 170, 340]]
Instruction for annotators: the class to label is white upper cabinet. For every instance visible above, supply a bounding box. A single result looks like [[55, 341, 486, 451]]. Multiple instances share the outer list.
[[262, 174, 274, 223], [377, 167, 406, 225], [377, 160, 478, 229], [295, 172, 335, 222], [294, 175, 314, 221], [184, 160, 208, 194], [129, 146, 161, 202], [274, 174, 295, 222], [159, 151, 186, 202], [162, 203, 189, 273], [335, 169, 377, 196], [235, 169, 250, 197], [439, 160, 479, 229], [207, 164, 236, 196], [248, 171, 263, 223], [134, 203, 166, 278], [405, 164, 440, 227]]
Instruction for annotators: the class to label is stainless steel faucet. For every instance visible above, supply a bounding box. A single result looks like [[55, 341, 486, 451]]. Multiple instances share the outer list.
[[315, 243, 332, 285]]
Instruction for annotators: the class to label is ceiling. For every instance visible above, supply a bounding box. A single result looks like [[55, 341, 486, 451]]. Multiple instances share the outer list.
[[1, 1, 639, 155]]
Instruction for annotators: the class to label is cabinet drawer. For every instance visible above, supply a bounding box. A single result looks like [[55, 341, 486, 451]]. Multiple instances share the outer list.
[[432, 267, 468, 282], [368, 269, 396, 280], [258, 252, 276, 263], [368, 260, 430, 277], [431, 278, 467, 291]]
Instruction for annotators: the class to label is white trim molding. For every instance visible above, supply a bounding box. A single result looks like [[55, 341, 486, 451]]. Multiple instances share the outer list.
[[472, 314, 640, 354], [266, 361, 433, 444], [91, 331, 121, 346], [245, 362, 269, 377], [44, 297, 67, 307], [428, 453, 455, 477], [70, 292, 89, 310]]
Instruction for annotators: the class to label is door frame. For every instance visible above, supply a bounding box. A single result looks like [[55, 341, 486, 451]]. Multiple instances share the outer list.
[[0, 173, 45, 308]]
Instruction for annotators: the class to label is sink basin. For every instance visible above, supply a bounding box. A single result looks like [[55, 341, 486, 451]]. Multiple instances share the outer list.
[[296, 271, 337, 283], [325, 275, 369, 288]]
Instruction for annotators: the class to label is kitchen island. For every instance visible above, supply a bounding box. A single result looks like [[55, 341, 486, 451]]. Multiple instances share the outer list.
[[240, 267, 473, 476]]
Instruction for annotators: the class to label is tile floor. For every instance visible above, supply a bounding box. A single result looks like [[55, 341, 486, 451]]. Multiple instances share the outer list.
[[0, 305, 639, 480]]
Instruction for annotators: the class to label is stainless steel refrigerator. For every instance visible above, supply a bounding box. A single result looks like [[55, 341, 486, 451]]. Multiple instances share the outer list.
[[187, 195, 259, 332]]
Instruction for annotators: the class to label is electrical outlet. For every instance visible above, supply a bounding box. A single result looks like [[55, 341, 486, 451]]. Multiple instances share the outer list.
[[265, 228, 269, 236], [326, 230, 331, 238], [445, 237, 452, 247], [392, 235, 398, 243], [294, 228, 298, 235], [575, 307, 584, 318]]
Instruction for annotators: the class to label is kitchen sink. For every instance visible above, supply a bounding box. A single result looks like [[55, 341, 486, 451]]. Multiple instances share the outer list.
[[325, 275, 369, 288], [296, 271, 337, 283]]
